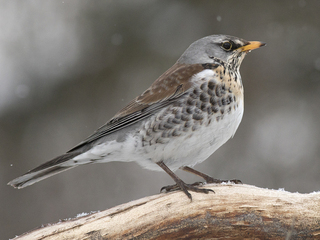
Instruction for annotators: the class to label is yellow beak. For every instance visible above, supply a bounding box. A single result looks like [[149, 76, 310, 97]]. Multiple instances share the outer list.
[[239, 41, 266, 52]]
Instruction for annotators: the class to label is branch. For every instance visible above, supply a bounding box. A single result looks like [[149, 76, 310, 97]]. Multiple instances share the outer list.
[[14, 184, 320, 239]]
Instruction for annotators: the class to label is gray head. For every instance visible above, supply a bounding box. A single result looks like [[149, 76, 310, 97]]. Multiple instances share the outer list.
[[178, 34, 265, 70]]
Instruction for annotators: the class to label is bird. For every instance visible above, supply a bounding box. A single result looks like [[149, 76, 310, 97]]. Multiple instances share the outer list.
[[8, 34, 265, 200]]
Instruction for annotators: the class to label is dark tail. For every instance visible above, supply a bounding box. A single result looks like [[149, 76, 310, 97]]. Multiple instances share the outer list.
[[8, 151, 84, 189]]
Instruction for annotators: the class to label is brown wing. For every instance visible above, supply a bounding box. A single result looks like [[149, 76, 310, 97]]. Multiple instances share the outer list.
[[68, 63, 213, 152], [113, 63, 206, 118]]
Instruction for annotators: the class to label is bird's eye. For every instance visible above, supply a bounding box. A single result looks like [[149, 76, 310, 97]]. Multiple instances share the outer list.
[[221, 41, 232, 51]]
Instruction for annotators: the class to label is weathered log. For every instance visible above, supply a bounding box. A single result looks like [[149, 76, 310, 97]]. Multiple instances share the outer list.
[[14, 184, 320, 239]]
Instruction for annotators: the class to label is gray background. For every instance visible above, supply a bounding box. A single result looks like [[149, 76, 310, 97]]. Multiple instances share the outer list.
[[2, 0, 320, 239]]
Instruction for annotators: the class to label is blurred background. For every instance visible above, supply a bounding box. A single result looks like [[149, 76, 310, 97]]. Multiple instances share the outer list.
[[2, 0, 320, 238]]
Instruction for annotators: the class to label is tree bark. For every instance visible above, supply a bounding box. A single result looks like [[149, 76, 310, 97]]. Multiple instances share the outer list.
[[14, 184, 320, 239]]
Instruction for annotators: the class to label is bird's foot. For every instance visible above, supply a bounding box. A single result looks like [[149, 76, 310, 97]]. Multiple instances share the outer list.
[[160, 181, 214, 201], [160, 181, 203, 192]]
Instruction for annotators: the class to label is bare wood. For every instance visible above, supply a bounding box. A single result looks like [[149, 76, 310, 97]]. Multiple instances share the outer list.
[[14, 184, 320, 239]]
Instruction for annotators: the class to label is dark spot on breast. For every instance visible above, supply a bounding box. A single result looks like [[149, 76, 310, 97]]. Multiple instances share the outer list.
[[215, 86, 222, 97], [167, 117, 173, 124], [208, 81, 215, 90], [186, 107, 193, 114], [172, 129, 181, 137], [162, 131, 169, 138], [182, 107, 187, 114], [207, 88, 214, 96], [228, 106, 232, 113], [228, 95, 233, 103], [190, 93, 198, 99], [200, 93, 209, 102], [181, 114, 190, 121], [200, 103, 207, 112], [210, 97, 217, 106], [172, 118, 181, 124], [193, 88, 200, 96], [207, 106, 212, 114], [220, 109, 225, 114], [193, 113, 204, 120], [234, 96, 236, 102], [194, 108, 202, 114], [200, 83, 207, 91], [187, 98, 196, 106], [212, 106, 219, 113], [222, 97, 231, 105]]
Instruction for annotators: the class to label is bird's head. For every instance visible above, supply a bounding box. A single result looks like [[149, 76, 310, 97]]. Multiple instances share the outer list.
[[178, 34, 265, 71]]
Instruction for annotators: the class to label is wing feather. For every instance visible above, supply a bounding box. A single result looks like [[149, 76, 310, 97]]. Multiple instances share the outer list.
[[68, 63, 211, 152]]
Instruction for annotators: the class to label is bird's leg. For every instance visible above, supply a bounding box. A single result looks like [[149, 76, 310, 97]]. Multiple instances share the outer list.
[[181, 166, 242, 184], [156, 161, 214, 201]]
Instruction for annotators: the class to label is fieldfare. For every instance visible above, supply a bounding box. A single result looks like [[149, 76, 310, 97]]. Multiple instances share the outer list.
[[8, 35, 265, 200]]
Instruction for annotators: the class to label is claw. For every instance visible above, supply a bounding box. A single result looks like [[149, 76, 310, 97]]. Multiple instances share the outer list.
[[160, 182, 215, 200]]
